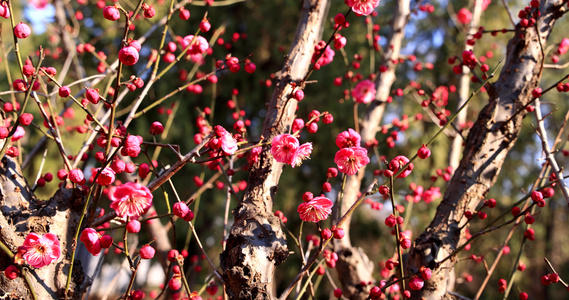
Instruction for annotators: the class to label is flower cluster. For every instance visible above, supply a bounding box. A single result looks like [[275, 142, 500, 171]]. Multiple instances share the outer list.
[[80, 228, 113, 256], [333, 129, 370, 175], [181, 35, 209, 55], [311, 41, 335, 68]]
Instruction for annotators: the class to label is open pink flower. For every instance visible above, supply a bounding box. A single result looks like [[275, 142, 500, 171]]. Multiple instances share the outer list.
[[109, 182, 153, 218], [352, 79, 376, 104], [271, 134, 299, 164], [297, 196, 333, 222], [271, 134, 312, 167], [220, 134, 238, 155], [336, 128, 361, 148], [214, 126, 238, 155], [19, 233, 60, 268], [347, 0, 380, 16], [80, 228, 102, 256], [291, 143, 313, 167], [334, 147, 370, 175]]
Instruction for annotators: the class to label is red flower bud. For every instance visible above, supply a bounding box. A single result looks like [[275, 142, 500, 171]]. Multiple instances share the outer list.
[[14, 22, 31, 39], [140, 245, 155, 259]]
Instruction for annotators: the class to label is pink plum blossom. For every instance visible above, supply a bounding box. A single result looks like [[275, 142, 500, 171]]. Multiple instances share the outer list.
[[69, 168, 85, 184], [422, 187, 441, 203], [336, 128, 361, 148], [297, 196, 333, 222], [14, 23, 31, 39], [270, 134, 312, 167], [347, 0, 381, 16], [93, 167, 116, 186], [103, 6, 120, 21], [109, 182, 153, 218], [214, 126, 238, 155], [334, 147, 370, 175], [271, 134, 299, 164], [140, 245, 155, 259], [390, 155, 414, 178], [173, 202, 190, 218], [19, 233, 61, 268], [312, 45, 335, 67], [291, 143, 313, 167], [352, 79, 376, 104], [123, 135, 142, 157], [80, 228, 102, 256], [11, 126, 25, 142], [181, 35, 209, 55]]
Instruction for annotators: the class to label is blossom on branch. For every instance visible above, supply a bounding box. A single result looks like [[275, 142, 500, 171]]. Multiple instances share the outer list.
[[297, 196, 333, 222], [352, 79, 376, 104], [109, 182, 153, 218], [347, 0, 380, 16], [270, 134, 312, 167], [214, 125, 238, 155], [80, 228, 102, 256], [334, 147, 370, 175], [123, 135, 143, 157], [336, 128, 361, 148], [19, 233, 61, 268], [181, 35, 209, 55]]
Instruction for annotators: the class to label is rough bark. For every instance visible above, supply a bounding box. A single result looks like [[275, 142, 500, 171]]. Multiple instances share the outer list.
[[335, 0, 410, 298], [405, 1, 565, 299], [219, 0, 329, 298], [0, 157, 88, 299]]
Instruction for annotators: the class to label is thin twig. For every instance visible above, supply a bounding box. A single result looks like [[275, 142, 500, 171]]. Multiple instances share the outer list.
[[534, 99, 569, 206], [188, 221, 224, 283]]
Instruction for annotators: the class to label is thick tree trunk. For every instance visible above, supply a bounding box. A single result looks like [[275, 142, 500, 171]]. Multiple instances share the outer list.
[[405, 1, 564, 299], [219, 0, 329, 298], [335, 0, 410, 298], [0, 157, 88, 299]]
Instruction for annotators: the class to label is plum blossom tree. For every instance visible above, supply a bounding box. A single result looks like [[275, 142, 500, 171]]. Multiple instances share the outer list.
[[1, 0, 569, 299]]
